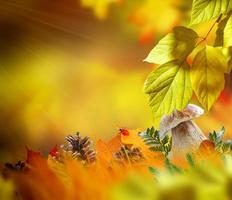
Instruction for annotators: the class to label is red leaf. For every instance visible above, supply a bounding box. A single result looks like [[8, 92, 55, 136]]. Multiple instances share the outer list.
[[26, 147, 46, 168]]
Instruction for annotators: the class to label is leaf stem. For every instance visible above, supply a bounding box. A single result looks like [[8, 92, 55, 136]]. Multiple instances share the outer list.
[[195, 14, 223, 47], [204, 14, 222, 39]]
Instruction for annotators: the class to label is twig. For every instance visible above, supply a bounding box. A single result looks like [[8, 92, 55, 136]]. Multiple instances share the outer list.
[[195, 14, 223, 47]]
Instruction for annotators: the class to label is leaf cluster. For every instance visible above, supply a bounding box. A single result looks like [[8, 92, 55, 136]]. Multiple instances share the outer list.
[[144, 0, 232, 117], [208, 127, 232, 153], [139, 127, 171, 157]]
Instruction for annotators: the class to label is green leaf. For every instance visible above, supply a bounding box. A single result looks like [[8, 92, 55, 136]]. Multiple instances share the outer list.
[[139, 127, 172, 157], [145, 140, 159, 145], [144, 60, 192, 117], [186, 153, 195, 168], [222, 142, 231, 152], [210, 127, 226, 148], [144, 26, 198, 65], [222, 14, 232, 47], [190, 46, 227, 110], [190, 0, 232, 25], [149, 146, 163, 152], [215, 13, 232, 47], [216, 127, 225, 139], [220, 47, 232, 73], [209, 131, 217, 142], [140, 128, 160, 145], [162, 136, 169, 145], [222, 140, 232, 152], [148, 167, 159, 175], [165, 158, 183, 174]]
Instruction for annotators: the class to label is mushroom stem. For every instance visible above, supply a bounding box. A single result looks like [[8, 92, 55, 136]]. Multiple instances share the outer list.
[[159, 104, 206, 157], [171, 121, 206, 156]]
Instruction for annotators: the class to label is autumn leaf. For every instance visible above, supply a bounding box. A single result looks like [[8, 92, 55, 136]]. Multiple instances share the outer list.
[[190, 0, 232, 25], [144, 26, 198, 65], [120, 129, 144, 148], [26, 148, 45, 167], [215, 13, 232, 73], [215, 13, 232, 47], [190, 46, 227, 110], [96, 134, 122, 167], [220, 47, 232, 73], [96, 140, 112, 167], [65, 160, 108, 200], [223, 14, 232, 47], [104, 134, 122, 153], [11, 149, 66, 200], [214, 13, 232, 74], [144, 60, 192, 117], [120, 129, 164, 165], [47, 155, 69, 186]]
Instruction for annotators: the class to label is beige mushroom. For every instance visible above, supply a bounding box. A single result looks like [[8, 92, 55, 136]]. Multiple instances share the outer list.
[[159, 104, 206, 157]]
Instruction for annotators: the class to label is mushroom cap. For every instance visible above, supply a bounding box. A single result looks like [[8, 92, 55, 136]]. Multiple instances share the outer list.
[[159, 104, 204, 138]]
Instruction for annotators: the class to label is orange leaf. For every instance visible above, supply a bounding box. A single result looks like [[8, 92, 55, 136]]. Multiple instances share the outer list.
[[198, 140, 215, 155], [11, 149, 66, 200], [26, 148, 46, 168], [96, 134, 122, 168], [120, 129, 163, 165]]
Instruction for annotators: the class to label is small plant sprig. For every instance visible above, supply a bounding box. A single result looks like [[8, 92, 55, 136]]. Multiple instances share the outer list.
[[208, 127, 232, 153], [139, 127, 171, 157], [149, 153, 195, 176]]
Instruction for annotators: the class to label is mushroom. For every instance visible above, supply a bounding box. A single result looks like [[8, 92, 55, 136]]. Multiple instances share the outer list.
[[159, 104, 206, 157]]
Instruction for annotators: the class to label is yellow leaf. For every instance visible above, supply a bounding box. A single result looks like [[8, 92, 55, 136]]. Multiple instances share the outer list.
[[220, 47, 232, 73], [190, 0, 232, 25], [144, 27, 198, 65], [190, 46, 227, 110], [223, 14, 232, 47], [215, 13, 232, 47], [144, 60, 192, 117]]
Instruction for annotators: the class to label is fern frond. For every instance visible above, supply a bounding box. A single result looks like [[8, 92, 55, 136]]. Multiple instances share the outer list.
[[139, 127, 172, 157]]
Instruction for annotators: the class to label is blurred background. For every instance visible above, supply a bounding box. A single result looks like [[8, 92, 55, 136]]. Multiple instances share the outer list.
[[0, 0, 232, 162]]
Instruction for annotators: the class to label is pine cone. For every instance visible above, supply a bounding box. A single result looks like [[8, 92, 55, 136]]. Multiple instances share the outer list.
[[59, 132, 96, 165], [113, 145, 144, 165]]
